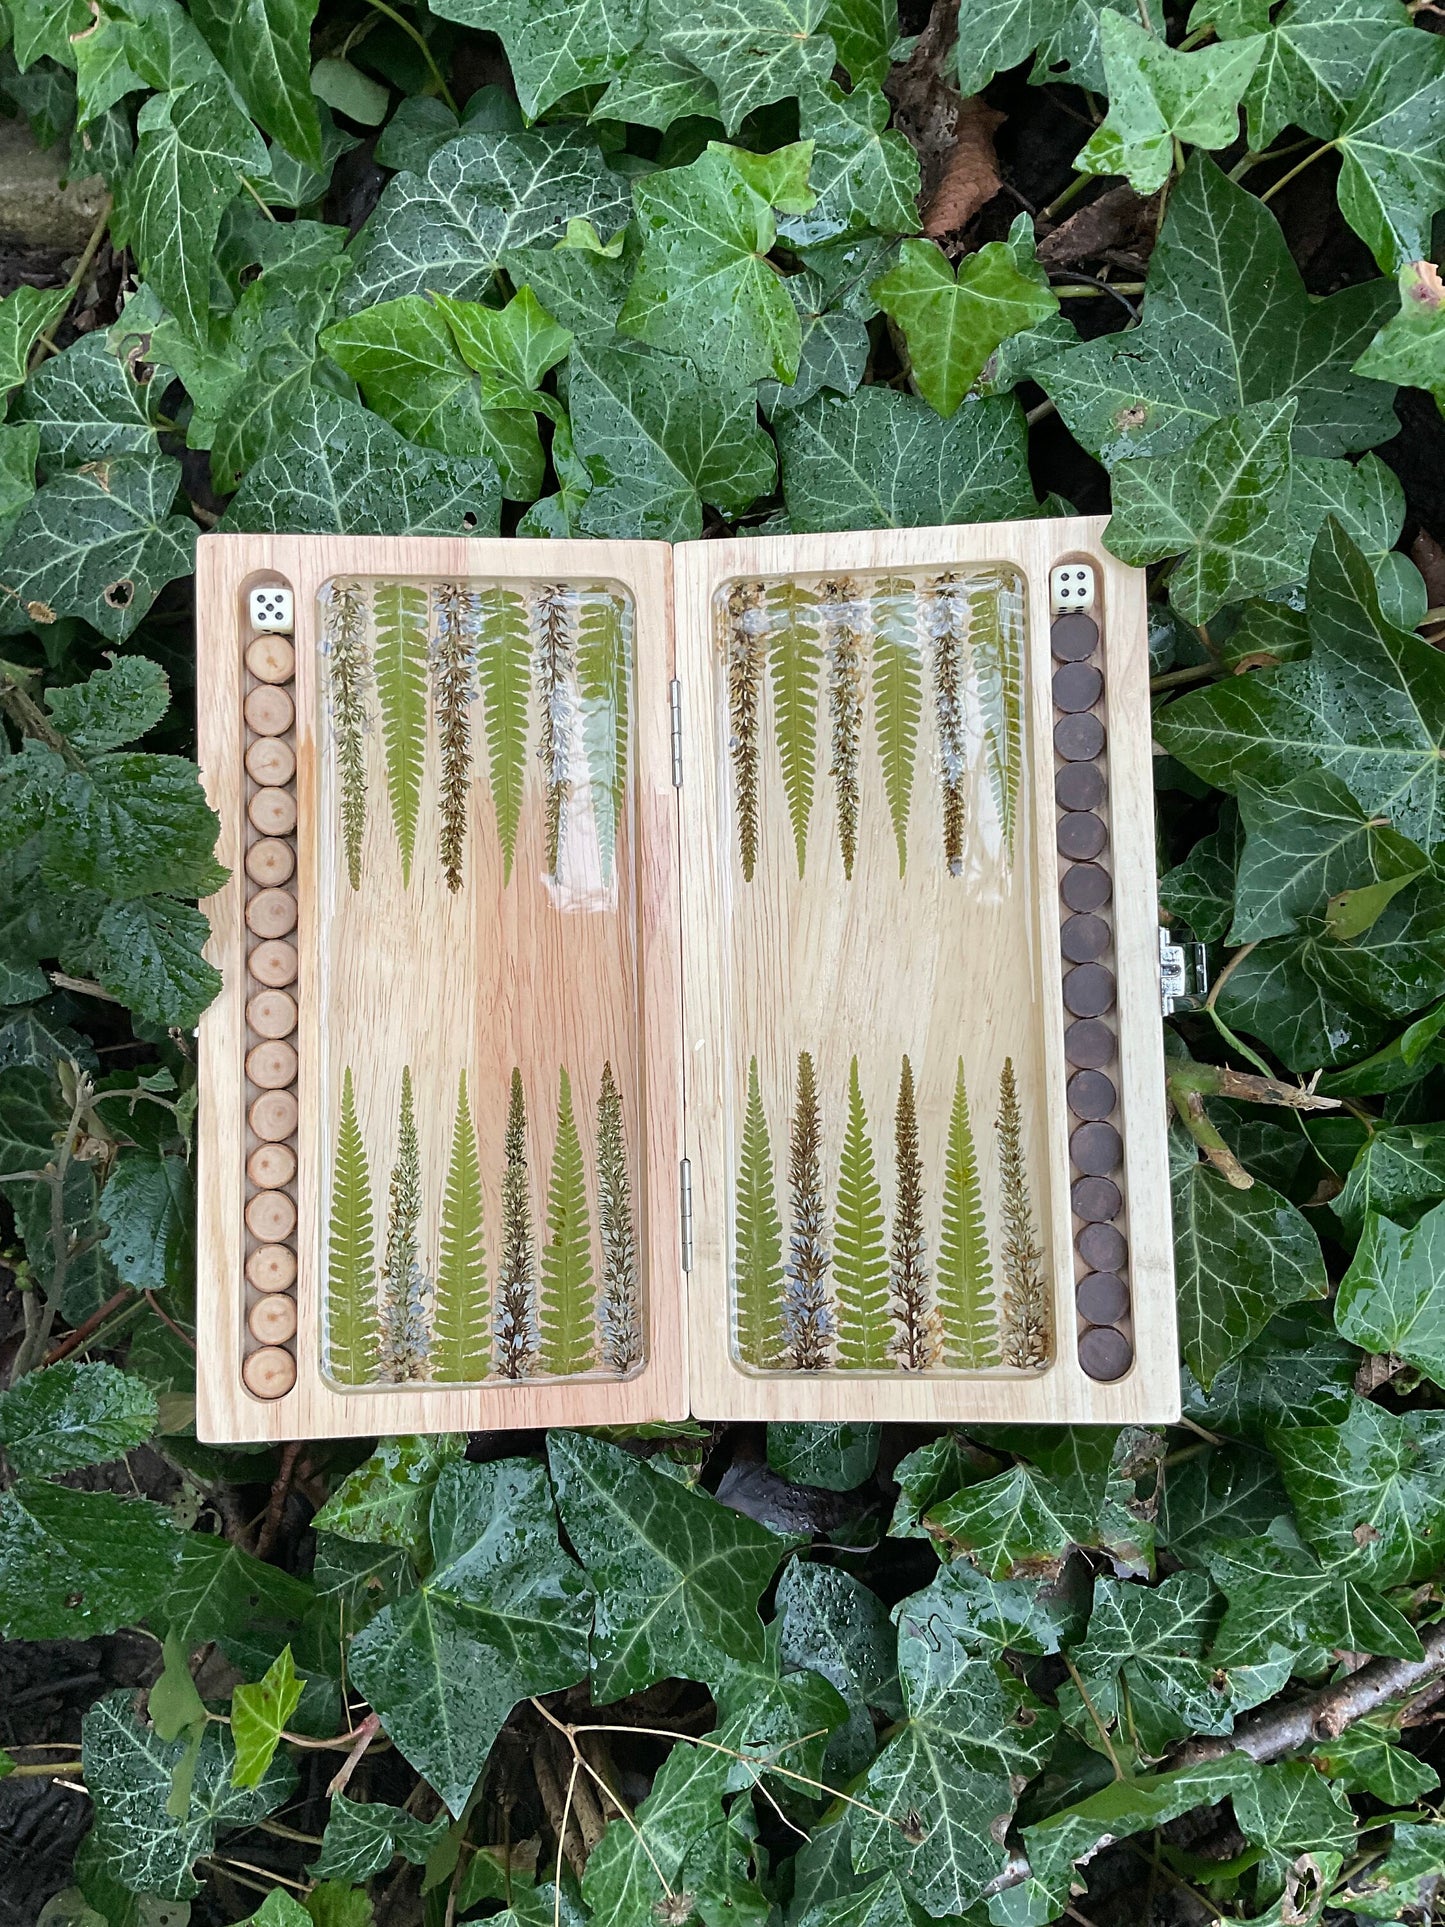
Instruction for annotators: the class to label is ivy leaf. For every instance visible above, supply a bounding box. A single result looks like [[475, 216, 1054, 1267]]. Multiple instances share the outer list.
[[775, 1559, 901, 1778], [347, 1459, 592, 1814], [433, 286, 572, 406], [776, 387, 1038, 531], [1207, 1525, 1424, 1665], [231, 1646, 304, 1789], [1077, 15, 1264, 194], [10, 333, 164, 479], [83, 1691, 295, 1900], [1156, 521, 1445, 852], [0, 1360, 157, 1476], [114, 79, 269, 343], [651, 0, 836, 131], [580, 1728, 732, 1923], [188, 0, 321, 166], [1230, 768, 1427, 944], [342, 128, 630, 312], [0, 1483, 181, 1637], [1234, 1761, 1356, 1893], [871, 226, 1057, 418], [851, 1589, 1057, 1915], [1334, 27, 1445, 272], [0, 453, 196, 642], [1035, 156, 1396, 466], [0, 284, 70, 394], [768, 1421, 880, 1490], [222, 393, 501, 536], [592, 46, 722, 127], [1272, 1396, 1445, 1584], [430, 0, 646, 120], [310, 1795, 451, 1882], [780, 84, 920, 245], [1181, 1306, 1357, 1441], [102, 1152, 194, 1292], [1339, 1820, 1445, 1917], [1335, 1125, 1445, 1236], [504, 228, 634, 341], [46, 657, 171, 754], [1243, 0, 1410, 150], [0, 424, 38, 551], [549, 1430, 792, 1700], [1355, 259, 1445, 414], [157, 1532, 315, 1646], [1335, 1201, 1445, 1378], [88, 897, 222, 1030], [618, 143, 807, 385], [1315, 1723, 1440, 1804], [567, 336, 775, 539], [311, 1433, 466, 1560], [1172, 1154, 1328, 1388]]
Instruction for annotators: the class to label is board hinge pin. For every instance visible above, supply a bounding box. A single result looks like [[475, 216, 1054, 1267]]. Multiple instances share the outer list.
[[669, 678, 683, 788], [1159, 926, 1208, 1015], [679, 1156, 693, 1271]]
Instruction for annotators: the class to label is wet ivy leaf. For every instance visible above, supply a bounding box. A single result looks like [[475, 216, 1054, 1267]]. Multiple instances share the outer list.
[[157, 1532, 315, 1646], [1335, 1200, 1445, 1377], [432, 0, 646, 120], [550, 1430, 792, 1701], [0, 1360, 157, 1475], [889, 1432, 999, 1536], [188, 0, 321, 167], [1244, 0, 1410, 150], [1180, 1306, 1357, 1440], [907, 1554, 1084, 1660], [1035, 156, 1396, 466], [776, 386, 1037, 531], [222, 393, 502, 536], [231, 1645, 303, 1788], [1172, 1155, 1328, 1387], [83, 1691, 296, 1899], [581, 1726, 732, 1922], [342, 128, 630, 312], [311, 1434, 466, 1561], [10, 333, 164, 479], [567, 336, 775, 538], [504, 225, 635, 341], [1233, 1760, 1356, 1895], [871, 225, 1057, 418], [1334, 27, 1445, 272], [0, 453, 195, 642], [1314, 1721, 1439, 1803], [776, 1559, 900, 1777], [0, 1483, 181, 1637], [1272, 1396, 1445, 1584], [348, 1459, 591, 1815], [767, 1421, 879, 1490], [651, 0, 835, 131], [1077, 15, 1264, 194], [1355, 260, 1445, 413], [310, 1795, 450, 1883], [1207, 1524, 1423, 1666], [1155, 1441, 1292, 1567], [1336, 1125, 1445, 1237], [851, 1588, 1057, 1914], [0, 284, 70, 394], [592, 46, 722, 127], [782, 84, 920, 244], [1339, 1819, 1445, 1915]]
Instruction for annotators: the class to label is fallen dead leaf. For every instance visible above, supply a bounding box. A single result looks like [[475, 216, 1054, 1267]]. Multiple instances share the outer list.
[[1039, 183, 1161, 270]]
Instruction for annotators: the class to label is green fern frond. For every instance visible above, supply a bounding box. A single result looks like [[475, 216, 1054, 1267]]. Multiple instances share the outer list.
[[476, 585, 531, 884], [937, 1058, 998, 1369], [373, 580, 429, 885], [576, 588, 631, 888], [733, 1055, 784, 1369], [378, 1066, 432, 1382], [784, 1049, 833, 1370], [871, 578, 923, 877], [997, 1056, 1051, 1369], [926, 575, 969, 878], [821, 582, 865, 881], [833, 1057, 891, 1370], [597, 1061, 642, 1374], [767, 579, 822, 879], [538, 1067, 596, 1377], [495, 1067, 537, 1377], [724, 581, 766, 882], [533, 584, 575, 879], [326, 1066, 377, 1385], [323, 579, 370, 891], [970, 585, 1022, 862], [890, 1055, 939, 1370], [434, 1070, 488, 1382], [433, 583, 479, 893]]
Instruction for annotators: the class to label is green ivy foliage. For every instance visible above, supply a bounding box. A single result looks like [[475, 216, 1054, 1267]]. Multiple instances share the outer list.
[[0, 0, 1443, 1921]]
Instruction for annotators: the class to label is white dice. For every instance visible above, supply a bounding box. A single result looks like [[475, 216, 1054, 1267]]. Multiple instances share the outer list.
[[249, 585, 295, 634], [1050, 564, 1096, 615]]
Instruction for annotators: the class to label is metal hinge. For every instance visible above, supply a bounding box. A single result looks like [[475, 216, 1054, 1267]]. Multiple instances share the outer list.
[[669, 678, 683, 788], [1160, 926, 1209, 1016], [679, 1157, 693, 1272]]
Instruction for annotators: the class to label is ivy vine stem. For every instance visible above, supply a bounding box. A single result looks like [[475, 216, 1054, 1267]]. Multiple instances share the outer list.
[[1259, 140, 1339, 204], [358, 0, 459, 110]]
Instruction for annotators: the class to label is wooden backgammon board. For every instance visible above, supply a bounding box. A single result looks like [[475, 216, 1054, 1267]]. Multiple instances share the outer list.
[[195, 523, 1176, 1440]]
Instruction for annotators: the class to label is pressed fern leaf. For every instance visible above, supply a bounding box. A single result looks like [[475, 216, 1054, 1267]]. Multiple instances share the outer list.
[[821, 580, 866, 881], [476, 585, 531, 884], [926, 574, 969, 877], [538, 1066, 596, 1377], [890, 1055, 939, 1370], [971, 584, 1022, 862], [734, 1055, 784, 1369], [723, 581, 766, 882], [323, 578, 370, 891], [767, 579, 822, 878], [936, 1058, 999, 1369], [596, 1060, 642, 1374], [997, 1055, 1051, 1369], [833, 1057, 891, 1370], [326, 1066, 378, 1385], [432, 582, 480, 893], [378, 1065, 432, 1382], [433, 1070, 488, 1382], [533, 583, 575, 879], [871, 577, 923, 877], [576, 588, 631, 888], [373, 580, 429, 885], [784, 1049, 833, 1371], [495, 1066, 537, 1377]]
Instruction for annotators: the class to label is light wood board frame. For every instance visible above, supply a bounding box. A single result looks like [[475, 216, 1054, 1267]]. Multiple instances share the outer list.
[[194, 519, 1176, 1441]]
